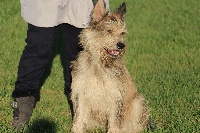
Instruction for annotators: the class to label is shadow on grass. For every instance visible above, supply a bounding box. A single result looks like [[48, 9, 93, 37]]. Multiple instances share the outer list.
[[26, 119, 57, 133]]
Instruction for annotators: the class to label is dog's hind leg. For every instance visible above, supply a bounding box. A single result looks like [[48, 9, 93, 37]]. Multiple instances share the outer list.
[[121, 94, 149, 133]]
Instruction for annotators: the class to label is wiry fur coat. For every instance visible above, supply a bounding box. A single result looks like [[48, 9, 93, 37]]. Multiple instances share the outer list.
[[71, 0, 149, 132]]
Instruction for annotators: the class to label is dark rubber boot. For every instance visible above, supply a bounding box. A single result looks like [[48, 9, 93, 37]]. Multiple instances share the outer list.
[[11, 96, 35, 131]]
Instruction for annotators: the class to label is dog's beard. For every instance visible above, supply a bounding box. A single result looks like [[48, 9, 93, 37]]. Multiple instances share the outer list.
[[104, 47, 120, 58], [104, 46, 125, 58], [101, 47, 125, 67]]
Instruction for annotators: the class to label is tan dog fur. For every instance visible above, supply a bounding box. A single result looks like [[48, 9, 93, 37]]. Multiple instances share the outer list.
[[71, 0, 149, 132]]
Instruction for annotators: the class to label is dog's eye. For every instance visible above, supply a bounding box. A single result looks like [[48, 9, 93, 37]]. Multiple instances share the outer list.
[[108, 20, 117, 25], [121, 32, 126, 35], [107, 29, 113, 33], [111, 21, 116, 24]]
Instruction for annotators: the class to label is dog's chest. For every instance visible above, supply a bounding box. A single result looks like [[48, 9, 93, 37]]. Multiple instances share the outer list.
[[82, 66, 124, 109]]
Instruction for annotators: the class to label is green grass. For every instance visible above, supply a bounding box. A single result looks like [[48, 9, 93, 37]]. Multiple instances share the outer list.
[[0, 0, 199, 132]]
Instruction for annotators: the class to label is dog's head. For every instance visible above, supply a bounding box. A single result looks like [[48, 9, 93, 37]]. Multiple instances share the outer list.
[[79, 0, 127, 67]]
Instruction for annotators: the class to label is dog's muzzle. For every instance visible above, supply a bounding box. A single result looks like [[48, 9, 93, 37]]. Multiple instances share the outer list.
[[104, 42, 126, 58]]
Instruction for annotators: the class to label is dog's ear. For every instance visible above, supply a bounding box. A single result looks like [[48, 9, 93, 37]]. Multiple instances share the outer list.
[[116, 2, 126, 19], [92, 0, 107, 23]]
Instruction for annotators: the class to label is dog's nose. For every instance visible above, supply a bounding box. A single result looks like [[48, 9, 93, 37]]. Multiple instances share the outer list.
[[117, 42, 125, 49]]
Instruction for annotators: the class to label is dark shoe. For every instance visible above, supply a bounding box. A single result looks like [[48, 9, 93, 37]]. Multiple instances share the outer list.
[[11, 96, 36, 131]]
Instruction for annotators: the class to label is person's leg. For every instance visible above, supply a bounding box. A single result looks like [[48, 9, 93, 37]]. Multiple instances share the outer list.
[[11, 23, 56, 130], [61, 23, 82, 116]]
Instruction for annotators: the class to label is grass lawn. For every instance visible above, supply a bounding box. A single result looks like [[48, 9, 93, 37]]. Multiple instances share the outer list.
[[0, 0, 199, 132]]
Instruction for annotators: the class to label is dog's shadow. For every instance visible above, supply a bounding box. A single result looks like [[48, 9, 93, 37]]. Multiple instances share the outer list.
[[26, 119, 57, 133]]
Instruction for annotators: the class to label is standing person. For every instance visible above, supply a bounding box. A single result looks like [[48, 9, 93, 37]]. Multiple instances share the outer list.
[[11, 0, 109, 130]]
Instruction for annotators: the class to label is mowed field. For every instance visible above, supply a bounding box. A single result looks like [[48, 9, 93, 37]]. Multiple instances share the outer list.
[[0, 0, 199, 132]]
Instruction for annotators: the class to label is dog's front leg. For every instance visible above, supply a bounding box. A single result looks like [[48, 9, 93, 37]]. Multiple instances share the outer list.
[[71, 104, 89, 133], [107, 110, 121, 133]]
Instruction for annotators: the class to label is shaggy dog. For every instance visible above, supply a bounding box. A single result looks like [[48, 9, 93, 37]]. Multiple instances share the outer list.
[[71, 0, 150, 132]]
